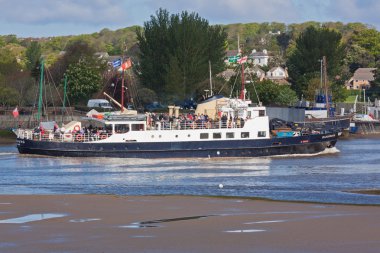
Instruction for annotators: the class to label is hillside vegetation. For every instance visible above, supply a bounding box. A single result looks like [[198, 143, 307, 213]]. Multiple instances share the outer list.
[[0, 18, 379, 109]]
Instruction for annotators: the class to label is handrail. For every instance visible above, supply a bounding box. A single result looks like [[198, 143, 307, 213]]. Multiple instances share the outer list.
[[16, 129, 112, 143]]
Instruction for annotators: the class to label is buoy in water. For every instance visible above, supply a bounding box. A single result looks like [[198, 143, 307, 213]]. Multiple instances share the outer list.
[[219, 184, 224, 189]]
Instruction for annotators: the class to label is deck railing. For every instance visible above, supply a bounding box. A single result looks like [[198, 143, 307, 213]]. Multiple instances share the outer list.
[[16, 119, 248, 142], [16, 129, 112, 143], [148, 120, 246, 130]]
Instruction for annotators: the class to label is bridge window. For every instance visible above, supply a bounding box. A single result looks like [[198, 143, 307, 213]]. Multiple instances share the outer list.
[[241, 132, 250, 138], [115, 124, 129, 133], [131, 124, 145, 131], [226, 132, 235, 139], [213, 133, 222, 139], [200, 133, 209, 139], [258, 131, 266, 137]]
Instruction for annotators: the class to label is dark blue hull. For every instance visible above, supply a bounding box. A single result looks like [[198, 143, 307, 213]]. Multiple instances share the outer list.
[[17, 133, 338, 158]]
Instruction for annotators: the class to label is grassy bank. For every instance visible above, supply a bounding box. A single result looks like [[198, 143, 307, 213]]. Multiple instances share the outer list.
[[0, 129, 16, 139]]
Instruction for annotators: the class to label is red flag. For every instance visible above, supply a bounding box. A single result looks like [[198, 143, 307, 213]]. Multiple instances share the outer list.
[[12, 107, 19, 118], [237, 56, 248, 64], [121, 58, 132, 70]]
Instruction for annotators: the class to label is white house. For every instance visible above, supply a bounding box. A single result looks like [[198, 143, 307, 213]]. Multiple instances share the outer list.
[[245, 66, 266, 80], [266, 67, 290, 85], [248, 49, 269, 67], [266, 67, 288, 79]]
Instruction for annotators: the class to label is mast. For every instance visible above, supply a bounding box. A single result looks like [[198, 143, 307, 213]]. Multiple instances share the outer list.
[[37, 59, 44, 122], [61, 74, 68, 124], [240, 62, 245, 100], [322, 56, 330, 117], [209, 60, 213, 97], [121, 65, 125, 113]]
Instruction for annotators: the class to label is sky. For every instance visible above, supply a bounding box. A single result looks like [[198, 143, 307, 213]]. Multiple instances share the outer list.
[[0, 0, 379, 37]]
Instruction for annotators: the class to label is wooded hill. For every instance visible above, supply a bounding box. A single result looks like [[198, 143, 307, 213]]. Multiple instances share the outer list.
[[0, 20, 379, 108]]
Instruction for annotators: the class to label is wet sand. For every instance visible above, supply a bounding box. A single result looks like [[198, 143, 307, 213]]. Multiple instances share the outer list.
[[0, 195, 380, 253]]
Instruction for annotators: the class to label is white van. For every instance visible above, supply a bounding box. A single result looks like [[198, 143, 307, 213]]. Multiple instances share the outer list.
[[87, 99, 113, 110]]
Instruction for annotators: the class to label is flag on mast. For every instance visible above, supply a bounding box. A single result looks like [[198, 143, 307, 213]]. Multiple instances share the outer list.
[[121, 58, 132, 70], [12, 107, 19, 118]]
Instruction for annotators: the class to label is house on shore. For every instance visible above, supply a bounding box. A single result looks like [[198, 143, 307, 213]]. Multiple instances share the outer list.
[[345, 68, 376, 90], [266, 67, 290, 85], [248, 49, 270, 67]]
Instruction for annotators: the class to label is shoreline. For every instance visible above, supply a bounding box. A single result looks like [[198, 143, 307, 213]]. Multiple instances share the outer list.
[[1, 194, 380, 253]]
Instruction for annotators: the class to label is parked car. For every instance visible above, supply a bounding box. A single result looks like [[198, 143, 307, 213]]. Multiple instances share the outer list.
[[87, 99, 113, 110], [145, 102, 166, 112]]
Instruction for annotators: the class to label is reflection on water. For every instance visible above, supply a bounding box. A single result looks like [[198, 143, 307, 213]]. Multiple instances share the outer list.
[[1, 138, 380, 204], [0, 213, 67, 224]]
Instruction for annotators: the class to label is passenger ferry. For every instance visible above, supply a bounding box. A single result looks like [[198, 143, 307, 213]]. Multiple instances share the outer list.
[[15, 97, 340, 158]]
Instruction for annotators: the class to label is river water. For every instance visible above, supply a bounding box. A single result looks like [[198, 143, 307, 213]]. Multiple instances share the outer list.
[[0, 137, 379, 204]]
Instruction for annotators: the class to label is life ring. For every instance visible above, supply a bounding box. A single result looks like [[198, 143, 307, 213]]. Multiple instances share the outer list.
[[73, 125, 80, 132], [64, 134, 72, 139], [76, 134, 84, 142], [100, 134, 107, 140]]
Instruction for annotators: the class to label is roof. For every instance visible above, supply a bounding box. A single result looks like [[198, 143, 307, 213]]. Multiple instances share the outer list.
[[353, 68, 376, 81], [249, 52, 268, 57], [245, 66, 265, 75], [226, 50, 239, 57], [217, 69, 236, 81], [268, 66, 285, 73]]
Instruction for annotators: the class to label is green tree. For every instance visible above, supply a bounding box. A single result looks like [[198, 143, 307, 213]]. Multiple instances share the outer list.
[[25, 41, 42, 80], [287, 26, 345, 97], [249, 80, 298, 106], [351, 29, 380, 60], [25, 41, 42, 70], [64, 61, 102, 104], [136, 8, 227, 102], [0, 85, 20, 106], [50, 39, 105, 89]]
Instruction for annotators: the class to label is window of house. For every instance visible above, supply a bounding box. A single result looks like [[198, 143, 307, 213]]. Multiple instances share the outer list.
[[226, 132, 235, 139], [258, 131, 266, 137], [115, 124, 129, 133], [131, 124, 144, 131], [213, 133, 222, 139], [200, 133, 209, 139], [241, 132, 250, 138]]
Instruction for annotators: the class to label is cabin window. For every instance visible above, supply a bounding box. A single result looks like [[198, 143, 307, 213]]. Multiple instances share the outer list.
[[131, 124, 145, 131], [226, 132, 235, 139], [114, 124, 129, 133], [258, 131, 266, 137], [213, 133, 222, 139], [200, 133, 209, 139], [241, 132, 250, 138], [104, 124, 112, 133], [259, 110, 265, 116], [247, 111, 252, 118]]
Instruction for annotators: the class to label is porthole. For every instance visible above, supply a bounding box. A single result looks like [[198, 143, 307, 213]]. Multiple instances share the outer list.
[[151, 135, 154, 138]]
